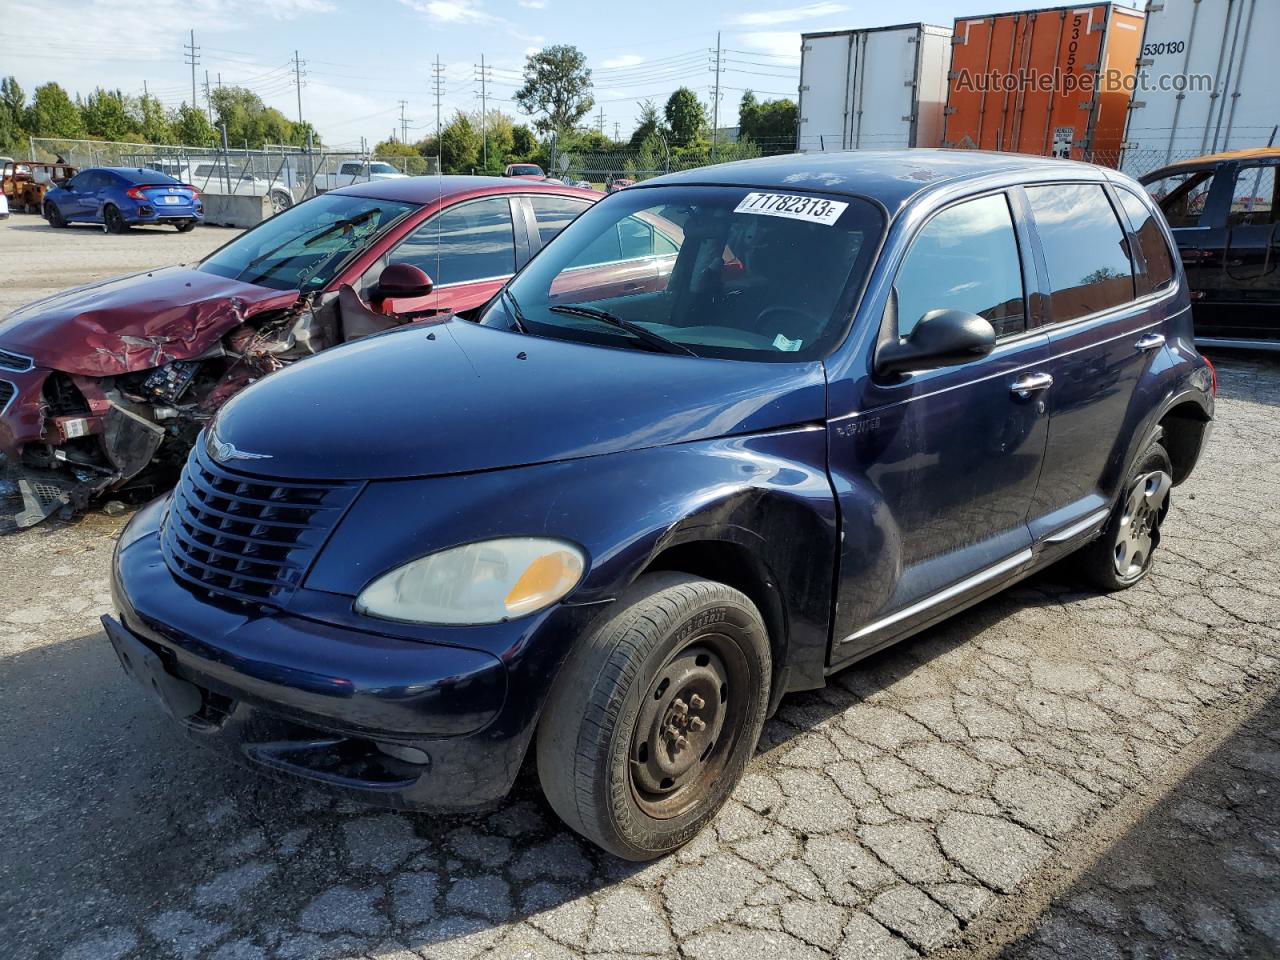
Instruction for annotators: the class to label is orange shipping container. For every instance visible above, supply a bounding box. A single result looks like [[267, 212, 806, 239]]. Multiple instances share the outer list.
[[943, 3, 1145, 165]]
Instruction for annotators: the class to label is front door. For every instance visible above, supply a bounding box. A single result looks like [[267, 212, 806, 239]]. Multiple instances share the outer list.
[[829, 190, 1050, 664], [1217, 160, 1280, 345]]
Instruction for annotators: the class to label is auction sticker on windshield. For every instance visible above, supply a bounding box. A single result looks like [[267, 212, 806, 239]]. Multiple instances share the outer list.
[[734, 192, 849, 226]]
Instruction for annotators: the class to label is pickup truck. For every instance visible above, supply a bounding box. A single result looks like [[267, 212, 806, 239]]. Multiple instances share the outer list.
[[311, 160, 408, 194]]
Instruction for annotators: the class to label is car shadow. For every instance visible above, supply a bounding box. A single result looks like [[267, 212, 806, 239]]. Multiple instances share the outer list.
[[3, 563, 1098, 959]]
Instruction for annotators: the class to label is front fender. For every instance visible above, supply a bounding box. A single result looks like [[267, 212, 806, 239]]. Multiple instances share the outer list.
[[305, 426, 839, 685]]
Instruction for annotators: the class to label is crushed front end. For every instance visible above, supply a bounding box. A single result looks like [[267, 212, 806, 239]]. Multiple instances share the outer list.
[[0, 294, 328, 533]]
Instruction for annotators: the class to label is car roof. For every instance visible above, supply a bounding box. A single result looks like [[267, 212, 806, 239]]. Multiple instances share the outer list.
[[94, 166, 180, 183], [637, 149, 1103, 212], [1145, 146, 1280, 178], [333, 174, 598, 204]]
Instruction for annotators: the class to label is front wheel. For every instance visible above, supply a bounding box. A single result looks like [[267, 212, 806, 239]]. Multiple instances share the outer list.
[[45, 202, 67, 227], [537, 573, 771, 860], [1076, 441, 1173, 591], [103, 205, 128, 234], [270, 190, 293, 215]]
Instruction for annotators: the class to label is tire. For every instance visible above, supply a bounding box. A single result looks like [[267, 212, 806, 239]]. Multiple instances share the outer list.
[[176, 220, 196, 233], [45, 202, 67, 228], [537, 572, 771, 860], [103, 205, 128, 234], [1075, 441, 1173, 591], [269, 190, 293, 215]]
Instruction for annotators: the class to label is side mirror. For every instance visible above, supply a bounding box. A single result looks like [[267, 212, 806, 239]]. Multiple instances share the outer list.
[[374, 262, 433, 302], [875, 309, 996, 376]]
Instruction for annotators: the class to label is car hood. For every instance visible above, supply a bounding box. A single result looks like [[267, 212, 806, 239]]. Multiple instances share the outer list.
[[210, 318, 827, 481], [0, 265, 300, 376]]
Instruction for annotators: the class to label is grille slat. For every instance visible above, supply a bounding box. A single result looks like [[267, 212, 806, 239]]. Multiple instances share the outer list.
[[160, 441, 359, 606], [0, 380, 14, 414], [0, 350, 33, 373]]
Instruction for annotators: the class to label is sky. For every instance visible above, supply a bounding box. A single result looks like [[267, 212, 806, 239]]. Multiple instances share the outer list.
[[0, 0, 1042, 149]]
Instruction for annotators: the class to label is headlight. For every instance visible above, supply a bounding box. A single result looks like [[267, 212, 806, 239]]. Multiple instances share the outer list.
[[355, 537, 586, 625]]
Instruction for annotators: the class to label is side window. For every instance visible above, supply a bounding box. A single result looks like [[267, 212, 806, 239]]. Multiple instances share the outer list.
[[387, 197, 515, 286], [567, 215, 677, 268], [1143, 170, 1215, 228], [65, 173, 87, 191], [529, 196, 592, 247], [618, 218, 655, 259], [1025, 183, 1135, 323], [87, 171, 113, 191], [893, 193, 1026, 339], [1115, 186, 1177, 295], [1228, 164, 1277, 228], [339, 163, 362, 177]]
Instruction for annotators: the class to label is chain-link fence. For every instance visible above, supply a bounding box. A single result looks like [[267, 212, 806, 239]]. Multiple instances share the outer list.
[[28, 139, 439, 213]]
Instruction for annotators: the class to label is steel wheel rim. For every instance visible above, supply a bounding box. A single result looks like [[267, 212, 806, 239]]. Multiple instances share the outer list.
[[1114, 469, 1171, 579], [271, 192, 291, 214], [629, 633, 749, 820]]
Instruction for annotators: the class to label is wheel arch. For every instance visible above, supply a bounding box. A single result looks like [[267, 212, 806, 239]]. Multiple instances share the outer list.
[[1157, 398, 1212, 485]]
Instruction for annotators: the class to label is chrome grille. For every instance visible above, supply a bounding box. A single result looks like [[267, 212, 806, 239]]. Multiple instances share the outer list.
[[0, 349, 33, 372], [0, 380, 14, 414], [160, 441, 359, 605]]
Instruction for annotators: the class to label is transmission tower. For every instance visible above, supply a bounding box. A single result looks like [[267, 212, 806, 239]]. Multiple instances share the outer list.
[[474, 55, 493, 168], [293, 50, 307, 126], [183, 30, 200, 111]]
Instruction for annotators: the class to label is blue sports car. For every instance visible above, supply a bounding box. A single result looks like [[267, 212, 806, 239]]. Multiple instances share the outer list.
[[43, 166, 203, 233]]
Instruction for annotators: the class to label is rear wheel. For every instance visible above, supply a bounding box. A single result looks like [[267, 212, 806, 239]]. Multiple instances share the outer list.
[[536, 573, 771, 860], [45, 202, 67, 228], [1075, 441, 1173, 591], [175, 220, 196, 233], [103, 204, 128, 234]]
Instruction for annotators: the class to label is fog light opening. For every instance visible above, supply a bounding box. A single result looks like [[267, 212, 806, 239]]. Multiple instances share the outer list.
[[375, 742, 431, 765]]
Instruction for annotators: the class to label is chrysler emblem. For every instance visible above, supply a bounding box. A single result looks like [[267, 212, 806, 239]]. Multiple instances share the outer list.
[[210, 438, 272, 463]]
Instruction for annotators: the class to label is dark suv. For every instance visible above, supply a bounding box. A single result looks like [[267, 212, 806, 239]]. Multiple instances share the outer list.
[[107, 151, 1214, 861], [1141, 147, 1280, 350]]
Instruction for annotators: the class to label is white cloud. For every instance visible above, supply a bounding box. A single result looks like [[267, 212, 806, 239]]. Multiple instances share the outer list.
[[259, 0, 335, 18], [516, 0, 547, 7], [733, 2, 846, 26], [602, 54, 644, 68], [399, 0, 498, 24], [735, 30, 805, 58]]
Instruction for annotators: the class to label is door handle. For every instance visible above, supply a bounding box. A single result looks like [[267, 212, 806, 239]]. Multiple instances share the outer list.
[[1135, 333, 1166, 351], [1010, 372, 1054, 398]]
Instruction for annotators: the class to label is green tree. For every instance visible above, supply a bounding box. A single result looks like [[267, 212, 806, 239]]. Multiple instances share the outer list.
[[510, 123, 537, 159], [514, 44, 594, 134], [171, 103, 216, 147], [373, 138, 421, 158], [629, 99, 663, 147], [25, 82, 85, 139], [736, 90, 797, 151], [81, 88, 138, 142], [0, 77, 25, 154], [439, 111, 481, 173], [134, 94, 175, 144], [663, 87, 705, 148]]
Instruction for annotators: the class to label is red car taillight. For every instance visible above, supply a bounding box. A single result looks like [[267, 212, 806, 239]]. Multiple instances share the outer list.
[[181, 184, 199, 200], [126, 186, 148, 200], [1203, 355, 1217, 396]]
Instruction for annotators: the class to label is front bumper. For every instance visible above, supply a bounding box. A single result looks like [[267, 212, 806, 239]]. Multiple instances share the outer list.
[[109, 498, 599, 809]]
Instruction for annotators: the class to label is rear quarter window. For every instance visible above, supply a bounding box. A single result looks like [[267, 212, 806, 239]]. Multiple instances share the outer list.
[[1115, 186, 1177, 295], [1025, 183, 1135, 323]]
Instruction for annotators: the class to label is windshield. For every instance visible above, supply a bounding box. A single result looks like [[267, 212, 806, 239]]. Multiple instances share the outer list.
[[368, 162, 399, 175], [480, 184, 882, 361], [200, 193, 416, 291], [510, 165, 542, 176], [120, 168, 180, 185]]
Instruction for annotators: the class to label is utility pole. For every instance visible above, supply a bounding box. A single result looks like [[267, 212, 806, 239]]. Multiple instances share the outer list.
[[203, 70, 212, 123], [432, 56, 445, 170], [711, 32, 722, 162], [474, 54, 491, 168], [293, 50, 306, 126], [184, 30, 200, 111], [614, 121, 620, 142], [397, 100, 410, 144], [597, 105, 605, 136]]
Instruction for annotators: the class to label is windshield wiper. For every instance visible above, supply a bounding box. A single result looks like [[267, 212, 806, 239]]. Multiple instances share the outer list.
[[548, 304, 698, 357], [238, 208, 383, 280], [503, 289, 530, 333]]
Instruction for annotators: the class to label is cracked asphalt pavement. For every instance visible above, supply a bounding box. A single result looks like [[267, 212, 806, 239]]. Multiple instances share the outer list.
[[1, 223, 1278, 959]]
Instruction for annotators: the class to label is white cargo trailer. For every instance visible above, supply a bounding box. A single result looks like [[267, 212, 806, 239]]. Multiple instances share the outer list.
[[1123, 0, 1279, 175], [798, 23, 953, 152]]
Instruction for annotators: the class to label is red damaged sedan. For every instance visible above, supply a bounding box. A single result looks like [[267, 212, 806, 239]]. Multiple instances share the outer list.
[[0, 177, 598, 532]]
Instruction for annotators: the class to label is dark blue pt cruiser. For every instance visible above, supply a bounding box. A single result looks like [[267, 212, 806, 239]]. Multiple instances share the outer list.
[[108, 151, 1214, 860]]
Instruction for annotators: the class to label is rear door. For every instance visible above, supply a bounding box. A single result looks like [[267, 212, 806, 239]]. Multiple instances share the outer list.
[[1020, 181, 1162, 545], [1216, 159, 1280, 345]]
